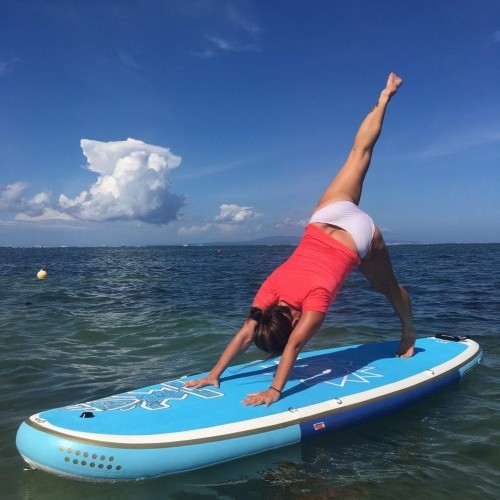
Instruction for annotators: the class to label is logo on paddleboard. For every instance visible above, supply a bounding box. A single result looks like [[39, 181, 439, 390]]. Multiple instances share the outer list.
[[65, 379, 224, 412], [258, 356, 383, 388]]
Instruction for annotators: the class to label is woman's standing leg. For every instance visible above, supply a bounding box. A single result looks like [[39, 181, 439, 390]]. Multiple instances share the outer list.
[[315, 73, 402, 208], [359, 227, 416, 357]]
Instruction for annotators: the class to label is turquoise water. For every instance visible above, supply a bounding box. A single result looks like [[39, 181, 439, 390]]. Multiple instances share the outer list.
[[1, 244, 499, 499]]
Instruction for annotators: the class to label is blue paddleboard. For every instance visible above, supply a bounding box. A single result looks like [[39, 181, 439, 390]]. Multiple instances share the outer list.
[[16, 335, 481, 481]]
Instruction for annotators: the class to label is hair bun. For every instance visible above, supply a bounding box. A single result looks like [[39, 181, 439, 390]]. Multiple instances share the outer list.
[[248, 307, 263, 322]]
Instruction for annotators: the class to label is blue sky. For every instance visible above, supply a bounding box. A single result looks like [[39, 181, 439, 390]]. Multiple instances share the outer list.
[[1, 0, 499, 246]]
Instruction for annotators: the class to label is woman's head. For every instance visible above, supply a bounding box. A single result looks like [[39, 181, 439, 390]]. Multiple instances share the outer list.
[[250, 304, 294, 356]]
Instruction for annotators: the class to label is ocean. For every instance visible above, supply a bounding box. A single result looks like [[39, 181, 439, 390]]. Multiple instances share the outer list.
[[1, 244, 499, 499]]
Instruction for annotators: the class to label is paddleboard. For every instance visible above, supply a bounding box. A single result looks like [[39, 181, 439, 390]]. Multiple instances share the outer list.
[[16, 335, 481, 481]]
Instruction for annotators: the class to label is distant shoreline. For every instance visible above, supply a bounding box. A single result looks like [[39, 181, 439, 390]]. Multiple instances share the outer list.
[[1, 241, 499, 249]]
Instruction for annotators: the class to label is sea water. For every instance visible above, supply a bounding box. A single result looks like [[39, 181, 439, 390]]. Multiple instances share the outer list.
[[0, 244, 499, 499]]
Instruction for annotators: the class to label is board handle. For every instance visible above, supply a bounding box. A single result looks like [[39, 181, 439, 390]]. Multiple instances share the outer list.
[[435, 334, 470, 342]]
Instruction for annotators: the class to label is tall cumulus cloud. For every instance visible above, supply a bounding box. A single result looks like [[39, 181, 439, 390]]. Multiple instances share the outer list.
[[59, 138, 184, 224]]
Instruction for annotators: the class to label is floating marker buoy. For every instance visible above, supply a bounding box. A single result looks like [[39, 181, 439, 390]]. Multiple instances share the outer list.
[[37, 269, 48, 280]]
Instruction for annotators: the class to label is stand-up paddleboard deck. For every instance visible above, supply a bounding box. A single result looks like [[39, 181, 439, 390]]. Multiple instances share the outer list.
[[17, 335, 481, 481]]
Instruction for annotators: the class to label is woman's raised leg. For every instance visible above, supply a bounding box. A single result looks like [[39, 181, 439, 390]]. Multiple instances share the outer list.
[[315, 73, 415, 356], [315, 73, 403, 209]]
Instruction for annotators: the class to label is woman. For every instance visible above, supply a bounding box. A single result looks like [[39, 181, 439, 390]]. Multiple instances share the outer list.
[[185, 72, 416, 407]]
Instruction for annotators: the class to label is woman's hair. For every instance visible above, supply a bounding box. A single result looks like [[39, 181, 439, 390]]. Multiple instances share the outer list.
[[248, 305, 293, 356]]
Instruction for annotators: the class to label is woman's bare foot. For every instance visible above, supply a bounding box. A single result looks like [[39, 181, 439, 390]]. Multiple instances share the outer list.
[[397, 327, 416, 357], [383, 72, 403, 99]]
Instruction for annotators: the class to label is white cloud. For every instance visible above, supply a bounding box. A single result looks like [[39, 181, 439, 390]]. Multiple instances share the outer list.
[[177, 223, 213, 236], [207, 36, 237, 52], [275, 217, 308, 229], [225, 5, 261, 36], [30, 192, 51, 205], [178, 203, 260, 237], [0, 182, 28, 211], [215, 203, 258, 223], [419, 127, 500, 159], [205, 35, 260, 54], [59, 138, 185, 224], [0, 182, 52, 217], [190, 3, 262, 58], [15, 208, 74, 222], [2, 139, 184, 224], [25, 191, 52, 215]]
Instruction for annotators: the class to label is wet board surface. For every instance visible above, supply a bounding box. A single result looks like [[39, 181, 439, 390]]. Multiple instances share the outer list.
[[16, 336, 482, 481]]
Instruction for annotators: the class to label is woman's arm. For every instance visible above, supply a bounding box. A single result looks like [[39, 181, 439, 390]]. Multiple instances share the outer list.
[[184, 317, 258, 389], [243, 310, 325, 406]]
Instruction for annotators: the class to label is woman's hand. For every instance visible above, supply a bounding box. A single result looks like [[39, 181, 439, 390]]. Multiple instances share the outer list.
[[184, 374, 220, 389], [184, 318, 257, 392], [243, 388, 281, 407]]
